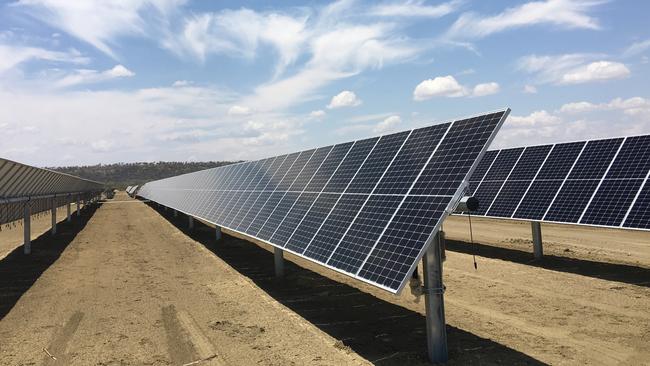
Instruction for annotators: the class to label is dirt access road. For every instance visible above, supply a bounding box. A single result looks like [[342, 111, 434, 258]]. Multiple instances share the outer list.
[[1, 192, 649, 365], [0, 193, 367, 365]]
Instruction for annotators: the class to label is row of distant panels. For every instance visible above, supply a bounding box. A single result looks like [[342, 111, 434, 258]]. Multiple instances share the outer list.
[[139, 111, 507, 292], [467, 135, 650, 230]]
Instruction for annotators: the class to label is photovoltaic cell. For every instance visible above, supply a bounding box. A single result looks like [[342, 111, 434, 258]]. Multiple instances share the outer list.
[[487, 180, 534, 218], [257, 192, 300, 240], [469, 134, 650, 232], [486, 145, 551, 217], [580, 179, 644, 226], [605, 136, 650, 179], [358, 195, 448, 290], [534, 142, 584, 180], [624, 180, 650, 229], [477, 148, 523, 181], [305, 143, 352, 192], [374, 124, 450, 195], [136, 109, 510, 293], [471, 180, 505, 215], [290, 147, 332, 191], [285, 193, 341, 253], [346, 132, 410, 194], [303, 194, 368, 262], [412, 113, 506, 196], [543, 180, 600, 223], [328, 195, 404, 273], [469, 150, 498, 183], [271, 192, 318, 245], [568, 138, 623, 179], [324, 138, 378, 193], [514, 180, 565, 220]]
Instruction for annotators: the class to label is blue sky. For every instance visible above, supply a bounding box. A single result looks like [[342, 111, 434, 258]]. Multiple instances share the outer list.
[[1, 0, 649, 166]]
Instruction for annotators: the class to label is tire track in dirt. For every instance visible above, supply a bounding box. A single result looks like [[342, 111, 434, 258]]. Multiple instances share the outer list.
[[42, 311, 84, 365], [162, 304, 222, 366]]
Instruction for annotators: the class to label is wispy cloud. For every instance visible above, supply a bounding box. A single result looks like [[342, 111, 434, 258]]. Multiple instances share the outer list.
[[369, 0, 461, 18], [445, 0, 604, 40], [53, 64, 135, 88], [166, 8, 309, 77], [623, 38, 650, 57], [13, 0, 187, 58], [0, 43, 88, 74], [517, 53, 630, 84]]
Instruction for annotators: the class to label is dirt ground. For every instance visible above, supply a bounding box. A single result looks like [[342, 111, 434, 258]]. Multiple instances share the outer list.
[[0, 192, 648, 365], [0, 193, 368, 365], [0, 203, 80, 260]]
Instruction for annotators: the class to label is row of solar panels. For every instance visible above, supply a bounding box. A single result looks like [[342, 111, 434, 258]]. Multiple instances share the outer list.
[[0, 158, 102, 199], [467, 135, 650, 230], [0, 158, 104, 225], [138, 110, 508, 293]]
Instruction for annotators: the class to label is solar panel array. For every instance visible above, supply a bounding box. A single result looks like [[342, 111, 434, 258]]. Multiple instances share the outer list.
[[138, 109, 509, 293], [0, 158, 104, 225], [466, 135, 650, 230]]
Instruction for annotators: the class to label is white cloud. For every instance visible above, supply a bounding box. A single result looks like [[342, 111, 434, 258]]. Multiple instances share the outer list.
[[374, 115, 401, 133], [172, 80, 191, 87], [309, 110, 326, 118], [14, 0, 187, 58], [560, 61, 630, 84], [518, 54, 630, 85], [369, 0, 460, 18], [53, 64, 135, 88], [623, 39, 650, 57], [492, 97, 650, 149], [0, 83, 312, 165], [413, 75, 499, 100], [327, 90, 362, 109], [227, 105, 252, 116], [472, 82, 500, 96], [0, 44, 88, 74], [413, 75, 467, 99], [507, 110, 562, 127], [559, 97, 650, 116], [446, 0, 603, 40], [90, 139, 114, 152], [523, 84, 538, 94]]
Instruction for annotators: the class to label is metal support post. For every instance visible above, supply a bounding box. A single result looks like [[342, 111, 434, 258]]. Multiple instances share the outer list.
[[215, 226, 222, 241], [532, 221, 543, 259], [67, 202, 72, 222], [51, 200, 57, 236], [24, 204, 31, 255], [76, 196, 81, 216], [188, 216, 194, 230], [423, 231, 448, 363], [274, 247, 284, 278]]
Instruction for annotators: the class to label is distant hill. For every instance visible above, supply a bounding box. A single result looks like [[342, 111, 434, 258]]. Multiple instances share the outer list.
[[50, 161, 241, 189]]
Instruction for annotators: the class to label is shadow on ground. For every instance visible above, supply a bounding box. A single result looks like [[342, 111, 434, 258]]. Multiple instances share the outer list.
[[0, 204, 98, 319], [150, 204, 545, 365], [445, 239, 650, 288]]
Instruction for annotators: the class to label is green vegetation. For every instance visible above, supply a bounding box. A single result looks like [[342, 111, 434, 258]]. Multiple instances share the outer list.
[[50, 161, 241, 189]]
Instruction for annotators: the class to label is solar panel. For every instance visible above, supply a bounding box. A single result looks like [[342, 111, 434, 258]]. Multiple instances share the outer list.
[[137, 109, 509, 293], [464, 134, 650, 231], [0, 158, 103, 226]]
